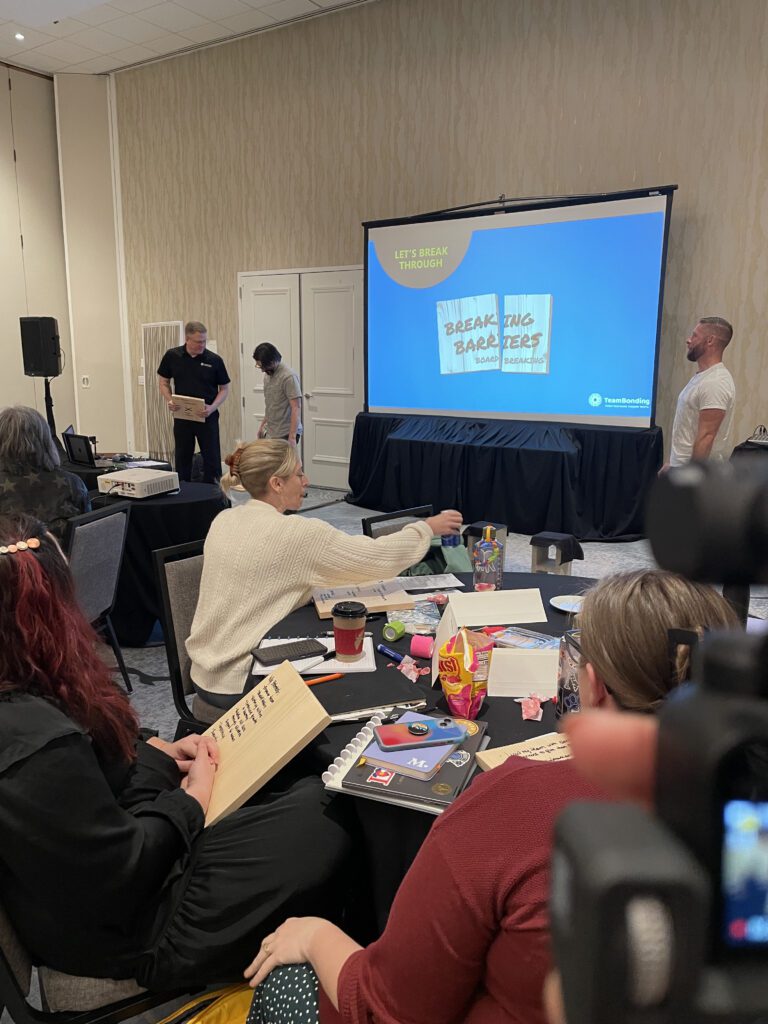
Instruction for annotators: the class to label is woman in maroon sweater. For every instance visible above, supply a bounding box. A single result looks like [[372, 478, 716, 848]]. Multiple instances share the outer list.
[[244, 570, 737, 1024]]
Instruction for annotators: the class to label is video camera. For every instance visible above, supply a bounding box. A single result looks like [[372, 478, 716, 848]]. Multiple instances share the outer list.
[[551, 459, 768, 1024]]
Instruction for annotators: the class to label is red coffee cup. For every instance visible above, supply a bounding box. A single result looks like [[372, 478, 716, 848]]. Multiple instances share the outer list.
[[331, 601, 367, 661]]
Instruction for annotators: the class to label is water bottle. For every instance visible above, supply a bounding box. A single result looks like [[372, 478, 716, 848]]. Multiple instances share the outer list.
[[472, 525, 504, 591]]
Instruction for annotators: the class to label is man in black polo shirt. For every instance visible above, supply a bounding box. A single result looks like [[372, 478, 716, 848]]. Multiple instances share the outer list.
[[157, 321, 230, 483]]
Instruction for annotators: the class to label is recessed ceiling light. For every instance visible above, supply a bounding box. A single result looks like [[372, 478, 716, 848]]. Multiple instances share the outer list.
[[15, 32, 24, 41]]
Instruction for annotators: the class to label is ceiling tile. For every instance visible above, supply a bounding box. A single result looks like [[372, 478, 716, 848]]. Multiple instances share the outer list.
[[137, 3, 208, 32], [109, 0, 162, 12], [109, 42, 157, 63], [260, 0, 319, 19], [61, 54, 120, 72], [220, 8, 275, 32], [32, 38, 99, 62], [37, 17, 86, 37], [71, 4, 124, 25], [104, 13, 166, 42], [68, 25, 128, 51], [0, 24, 56, 53], [175, 0, 250, 18], [179, 22, 236, 43], [16, 51, 68, 71], [142, 31, 189, 54]]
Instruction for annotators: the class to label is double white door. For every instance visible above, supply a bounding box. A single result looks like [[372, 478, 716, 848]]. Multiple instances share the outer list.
[[239, 268, 363, 489]]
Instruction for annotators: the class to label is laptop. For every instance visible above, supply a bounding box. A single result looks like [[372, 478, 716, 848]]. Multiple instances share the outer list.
[[62, 432, 114, 469]]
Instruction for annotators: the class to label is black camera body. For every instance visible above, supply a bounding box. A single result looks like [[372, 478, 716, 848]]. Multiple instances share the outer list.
[[551, 462, 768, 1024]]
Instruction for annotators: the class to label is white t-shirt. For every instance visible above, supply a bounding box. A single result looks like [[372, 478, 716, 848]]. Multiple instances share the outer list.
[[669, 362, 735, 466]]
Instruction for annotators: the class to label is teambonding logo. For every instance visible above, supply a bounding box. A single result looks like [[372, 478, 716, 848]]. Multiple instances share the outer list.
[[436, 293, 553, 376], [588, 393, 603, 407]]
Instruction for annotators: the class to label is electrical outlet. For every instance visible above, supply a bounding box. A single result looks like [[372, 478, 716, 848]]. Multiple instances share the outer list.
[[81, 375, 90, 388], [138, 374, 145, 386]]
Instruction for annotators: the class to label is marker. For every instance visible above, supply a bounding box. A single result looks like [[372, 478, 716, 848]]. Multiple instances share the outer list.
[[376, 642, 404, 663], [306, 672, 344, 687]]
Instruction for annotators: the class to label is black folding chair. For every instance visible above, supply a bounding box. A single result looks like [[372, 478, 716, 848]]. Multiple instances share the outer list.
[[64, 504, 132, 692], [0, 895, 187, 1024], [154, 541, 221, 738], [361, 505, 433, 538]]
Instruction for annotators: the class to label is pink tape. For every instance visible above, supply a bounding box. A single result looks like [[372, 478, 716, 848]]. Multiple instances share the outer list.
[[410, 634, 435, 659]]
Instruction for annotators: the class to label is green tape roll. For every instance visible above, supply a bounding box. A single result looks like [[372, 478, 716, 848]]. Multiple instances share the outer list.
[[382, 620, 405, 642]]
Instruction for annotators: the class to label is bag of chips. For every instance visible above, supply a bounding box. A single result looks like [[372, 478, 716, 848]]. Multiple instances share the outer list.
[[437, 627, 492, 719]]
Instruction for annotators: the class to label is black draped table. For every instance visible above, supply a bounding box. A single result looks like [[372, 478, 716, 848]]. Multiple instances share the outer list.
[[348, 412, 662, 540], [94, 482, 229, 646], [267, 570, 595, 927]]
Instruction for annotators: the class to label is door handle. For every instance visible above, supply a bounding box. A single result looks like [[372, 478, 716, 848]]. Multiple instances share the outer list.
[[304, 393, 312, 399]]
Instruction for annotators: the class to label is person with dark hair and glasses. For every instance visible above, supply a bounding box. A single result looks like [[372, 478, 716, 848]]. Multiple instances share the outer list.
[[253, 342, 302, 447], [242, 570, 739, 1024]]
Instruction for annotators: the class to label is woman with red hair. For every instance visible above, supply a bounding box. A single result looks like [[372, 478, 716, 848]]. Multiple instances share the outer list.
[[0, 514, 350, 990]]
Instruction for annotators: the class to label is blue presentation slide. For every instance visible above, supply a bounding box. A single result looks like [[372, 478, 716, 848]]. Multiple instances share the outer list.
[[367, 210, 666, 426]]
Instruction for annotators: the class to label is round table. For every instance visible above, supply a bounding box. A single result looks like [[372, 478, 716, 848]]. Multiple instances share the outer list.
[[267, 570, 594, 928]]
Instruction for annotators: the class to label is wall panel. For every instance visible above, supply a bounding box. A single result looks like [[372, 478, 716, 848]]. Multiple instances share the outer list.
[[11, 68, 77, 433], [114, 0, 768, 456]]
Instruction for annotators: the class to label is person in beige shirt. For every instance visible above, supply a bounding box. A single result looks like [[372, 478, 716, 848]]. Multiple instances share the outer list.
[[254, 342, 302, 446], [187, 439, 462, 707]]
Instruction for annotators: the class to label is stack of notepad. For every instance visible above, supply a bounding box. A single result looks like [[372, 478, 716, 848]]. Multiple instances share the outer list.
[[323, 711, 488, 814]]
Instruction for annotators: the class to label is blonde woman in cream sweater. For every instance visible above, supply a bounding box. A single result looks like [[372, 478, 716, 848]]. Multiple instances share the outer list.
[[187, 439, 462, 708]]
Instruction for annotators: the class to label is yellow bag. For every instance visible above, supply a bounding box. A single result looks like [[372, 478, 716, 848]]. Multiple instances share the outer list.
[[437, 627, 491, 719], [154, 983, 253, 1024]]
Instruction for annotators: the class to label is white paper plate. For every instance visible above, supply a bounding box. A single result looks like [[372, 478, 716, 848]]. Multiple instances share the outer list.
[[549, 594, 584, 614]]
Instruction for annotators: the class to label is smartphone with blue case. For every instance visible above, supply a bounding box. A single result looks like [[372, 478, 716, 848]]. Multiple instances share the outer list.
[[372, 717, 467, 751]]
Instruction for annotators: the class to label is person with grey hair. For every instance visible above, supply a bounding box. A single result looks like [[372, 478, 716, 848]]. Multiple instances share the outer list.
[[157, 321, 230, 483], [663, 316, 736, 471], [0, 405, 90, 539]]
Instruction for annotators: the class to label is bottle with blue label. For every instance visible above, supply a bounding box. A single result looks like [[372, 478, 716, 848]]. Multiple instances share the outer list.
[[472, 525, 504, 591]]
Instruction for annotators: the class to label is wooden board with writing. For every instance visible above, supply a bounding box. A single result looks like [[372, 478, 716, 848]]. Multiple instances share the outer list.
[[312, 579, 415, 619], [203, 660, 331, 826], [475, 732, 571, 772], [172, 394, 206, 422]]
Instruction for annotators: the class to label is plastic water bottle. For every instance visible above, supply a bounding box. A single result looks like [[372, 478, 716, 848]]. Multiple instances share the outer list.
[[473, 525, 504, 591]]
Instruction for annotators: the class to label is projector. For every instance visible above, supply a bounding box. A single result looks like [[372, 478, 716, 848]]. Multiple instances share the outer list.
[[97, 468, 179, 499]]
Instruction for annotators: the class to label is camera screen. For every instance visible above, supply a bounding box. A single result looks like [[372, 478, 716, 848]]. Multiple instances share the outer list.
[[722, 800, 768, 946]]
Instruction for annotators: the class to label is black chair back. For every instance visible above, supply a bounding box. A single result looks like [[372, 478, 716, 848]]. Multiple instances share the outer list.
[[154, 540, 219, 732], [361, 505, 433, 539], [65, 503, 131, 623]]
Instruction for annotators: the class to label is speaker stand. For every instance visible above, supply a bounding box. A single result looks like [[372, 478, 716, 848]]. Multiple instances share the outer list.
[[44, 377, 66, 461]]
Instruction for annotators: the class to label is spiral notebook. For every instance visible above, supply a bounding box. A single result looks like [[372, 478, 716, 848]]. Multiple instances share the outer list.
[[323, 712, 488, 815]]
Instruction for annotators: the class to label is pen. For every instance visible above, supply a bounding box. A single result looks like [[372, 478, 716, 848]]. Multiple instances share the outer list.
[[376, 642, 404, 663], [306, 672, 344, 687]]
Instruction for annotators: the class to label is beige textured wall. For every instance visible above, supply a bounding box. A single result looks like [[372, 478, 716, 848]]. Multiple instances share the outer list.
[[56, 74, 128, 451], [114, 0, 768, 456], [0, 67, 76, 431]]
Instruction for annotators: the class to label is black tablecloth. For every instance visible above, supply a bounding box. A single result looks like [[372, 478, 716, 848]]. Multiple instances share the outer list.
[[348, 412, 662, 540], [267, 570, 594, 926], [95, 482, 229, 646]]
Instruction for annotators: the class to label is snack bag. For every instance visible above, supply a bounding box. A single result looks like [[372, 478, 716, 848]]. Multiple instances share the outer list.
[[438, 627, 493, 719]]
